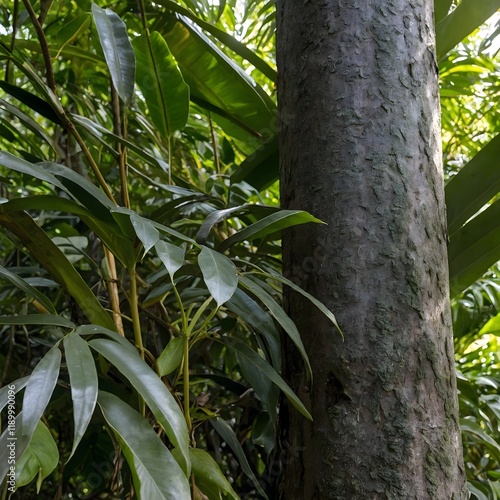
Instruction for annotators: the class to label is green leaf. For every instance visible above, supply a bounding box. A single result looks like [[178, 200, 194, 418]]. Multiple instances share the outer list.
[[15, 421, 59, 491], [210, 418, 268, 499], [20, 347, 61, 461], [219, 210, 324, 251], [0, 151, 64, 190], [238, 275, 312, 381], [161, 14, 275, 138], [157, 337, 184, 376], [76, 324, 139, 355], [198, 246, 237, 306], [92, 4, 135, 105], [131, 213, 160, 259], [230, 134, 279, 191], [63, 332, 98, 460], [461, 418, 500, 460], [434, 0, 453, 23], [0, 265, 56, 314], [0, 376, 29, 413], [133, 31, 189, 137], [226, 289, 281, 369], [98, 391, 191, 499], [196, 206, 248, 244], [448, 200, 500, 297], [56, 13, 92, 57], [436, 0, 500, 59], [0, 314, 74, 327], [0, 80, 63, 125], [155, 240, 185, 279], [224, 336, 311, 420], [172, 448, 239, 500], [0, 209, 116, 330], [154, 0, 276, 83], [88, 339, 190, 475], [251, 271, 342, 336], [445, 133, 500, 237]]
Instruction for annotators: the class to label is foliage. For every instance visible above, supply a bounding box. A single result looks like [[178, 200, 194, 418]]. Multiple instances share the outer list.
[[0, 0, 499, 498]]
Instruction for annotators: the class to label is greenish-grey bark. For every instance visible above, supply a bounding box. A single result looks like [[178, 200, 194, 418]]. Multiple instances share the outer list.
[[277, 0, 467, 498]]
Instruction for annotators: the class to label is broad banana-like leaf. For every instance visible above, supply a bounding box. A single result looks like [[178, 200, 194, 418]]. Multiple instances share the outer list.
[[133, 31, 189, 137]]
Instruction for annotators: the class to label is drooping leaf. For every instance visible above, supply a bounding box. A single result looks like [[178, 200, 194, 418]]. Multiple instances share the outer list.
[[196, 205, 248, 244], [224, 336, 311, 420], [435, 0, 500, 59], [238, 275, 312, 381], [445, 133, 500, 237], [76, 324, 138, 355], [131, 213, 160, 258], [0, 376, 29, 413], [0, 209, 116, 330], [15, 421, 59, 491], [0, 265, 56, 314], [56, 13, 92, 57], [63, 332, 98, 460], [210, 418, 268, 499], [133, 31, 189, 137], [89, 339, 190, 474], [0, 80, 63, 125], [230, 134, 279, 191], [92, 4, 135, 104], [250, 271, 342, 336], [19, 347, 61, 462], [198, 246, 238, 306], [172, 447, 239, 500], [448, 200, 500, 297], [155, 240, 185, 279], [219, 210, 324, 251], [98, 391, 191, 499], [156, 336, 184, 376], [0, 314, 74, 328]]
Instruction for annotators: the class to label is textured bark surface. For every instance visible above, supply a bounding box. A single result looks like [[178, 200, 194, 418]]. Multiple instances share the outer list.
[[277, 1, 467, 498]]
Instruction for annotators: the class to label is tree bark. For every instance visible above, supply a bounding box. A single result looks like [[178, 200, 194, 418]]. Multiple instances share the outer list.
[[277, 0, 467, 498]]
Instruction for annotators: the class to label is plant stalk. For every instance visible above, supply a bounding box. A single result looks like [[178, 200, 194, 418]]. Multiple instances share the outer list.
[[129, 266, 144, 358]]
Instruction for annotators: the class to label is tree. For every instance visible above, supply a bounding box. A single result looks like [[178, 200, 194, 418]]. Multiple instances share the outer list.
[[1, 0, 500, 498], [277, 0, 467, 498]]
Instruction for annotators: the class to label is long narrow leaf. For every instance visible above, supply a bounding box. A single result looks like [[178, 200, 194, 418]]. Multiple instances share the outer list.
[[210, 418, 268, 499], [0, 315, 74, 327], [448, 199, 500, 297], [224, 336, 311, 419], [436, 0, 500, 59], [0, 209, 116, 330], [0, 265, 56, 314], [238, 275, 312, 381], [98, 391, 191, 499], [16, 347, 61, 467], [219, 210, 324, 251], [64, 332, 98, 460], [445, 133, 500, 237], [92, 4, 135, 104], [89, 339, 190, 475]]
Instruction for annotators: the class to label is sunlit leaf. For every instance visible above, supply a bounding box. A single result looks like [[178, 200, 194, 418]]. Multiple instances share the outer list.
[[155, 240, 185, 279]]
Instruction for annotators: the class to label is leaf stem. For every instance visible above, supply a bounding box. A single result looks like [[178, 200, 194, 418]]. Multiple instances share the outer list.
[[129, 266, 144, 359]]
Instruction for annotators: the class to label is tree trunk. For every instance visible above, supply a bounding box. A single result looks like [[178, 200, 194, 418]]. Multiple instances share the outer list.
[[277, 0, 467, 498]]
